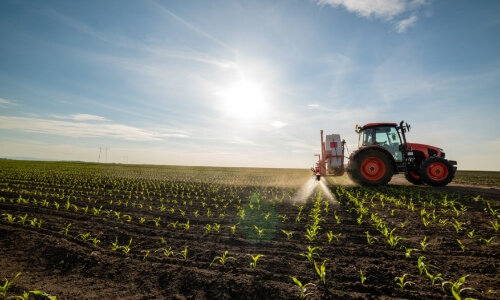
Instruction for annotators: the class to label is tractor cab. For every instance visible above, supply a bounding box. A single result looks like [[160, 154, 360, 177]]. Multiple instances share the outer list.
[[356, 123, 403, 162]]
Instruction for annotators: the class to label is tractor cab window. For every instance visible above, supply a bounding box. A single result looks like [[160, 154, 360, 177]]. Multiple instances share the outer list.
[[375, 127, 403, 162], [359, 128, 374, 147], [359, 126, 403, 162]]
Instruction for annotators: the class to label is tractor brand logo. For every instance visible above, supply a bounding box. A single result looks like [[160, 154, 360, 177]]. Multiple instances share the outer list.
[[330, 141, 338, 148]]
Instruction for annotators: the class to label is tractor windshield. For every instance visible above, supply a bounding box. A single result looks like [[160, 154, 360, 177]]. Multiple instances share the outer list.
[[359, 126, 403, 162]]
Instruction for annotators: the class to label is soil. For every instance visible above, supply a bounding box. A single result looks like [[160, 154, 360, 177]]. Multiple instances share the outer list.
[[1, 169, 499, 300]]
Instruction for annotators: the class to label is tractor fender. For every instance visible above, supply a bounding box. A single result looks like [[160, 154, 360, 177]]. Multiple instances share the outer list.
[[349, 146, 398, 173]]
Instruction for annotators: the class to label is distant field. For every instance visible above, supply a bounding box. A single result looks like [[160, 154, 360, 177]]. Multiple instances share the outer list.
[[453, 170, 500, 187]]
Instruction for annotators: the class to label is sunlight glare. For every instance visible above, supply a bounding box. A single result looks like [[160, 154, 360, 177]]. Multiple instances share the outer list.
[[215, 80, 270, 122]]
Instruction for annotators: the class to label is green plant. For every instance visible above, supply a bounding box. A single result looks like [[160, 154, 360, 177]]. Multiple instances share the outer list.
[[62, 223, 72, 236], [402, 246, 419, 259], [420, 236, 430, 251], [394, 273, 413, 290], [210, 250, 235, 267], [425, 268, 443, 286], [2, 213, 16, 224], [0, 272, 20, 297], [359, 269, 366, 285], [178, 247, 188, 259], [364, 231, 379, 244], [291, 277, 315, 299], [247, 254, 263, 268], [254, 225, 264, 237], [282, 230, 293, 240], [491, 220, 499, 232], [141, 250, 151, 260], [17, 214, 28, 225], [479, 236, 495, 247], [157, 247, 174, 257], [121, 238, 133, 254], [300, 246, 321, 263], [111, 238, 120, 251], [417, 256, 437, 275], [457, 239, 467, 252], [230, 224, 237, 235], [314, 260, 327, 285], [441, 275, 477, 300]]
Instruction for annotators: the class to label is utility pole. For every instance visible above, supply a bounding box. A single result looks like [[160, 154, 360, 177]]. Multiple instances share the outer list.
[[98, 147, 108, 163]]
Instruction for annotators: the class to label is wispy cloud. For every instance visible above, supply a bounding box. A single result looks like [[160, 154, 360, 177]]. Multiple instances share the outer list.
[[0, 98, 19, 107], [316, 0, 429, 32], [396, 15, 418, 32], [52, 113, 110, 121], [0, 116, 185, 141], [317, 0, 406, 19]]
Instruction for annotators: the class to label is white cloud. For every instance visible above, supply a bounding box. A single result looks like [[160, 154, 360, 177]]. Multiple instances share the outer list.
[[396, 15, 418, 32], [71, 114, 109, 121], [317, 0, 406, 19], [316, 0, 429, 32], [0, 116, 172, 141], [0, 98, 18, 107]]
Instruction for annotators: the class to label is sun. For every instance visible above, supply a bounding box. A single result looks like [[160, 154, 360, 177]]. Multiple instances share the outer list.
[[215, 79, 270, 122]]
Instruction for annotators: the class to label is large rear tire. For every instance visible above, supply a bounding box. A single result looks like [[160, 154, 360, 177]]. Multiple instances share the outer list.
[[347, 150, 393, 186], [418, 157, 454, 187], [404, 170, 424, 185]]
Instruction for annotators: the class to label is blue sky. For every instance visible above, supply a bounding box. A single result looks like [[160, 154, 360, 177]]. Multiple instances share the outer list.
[[0, 0, 499, 170]]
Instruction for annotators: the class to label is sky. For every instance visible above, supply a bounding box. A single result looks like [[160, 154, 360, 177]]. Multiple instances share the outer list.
[[0, 0, 499, 171]]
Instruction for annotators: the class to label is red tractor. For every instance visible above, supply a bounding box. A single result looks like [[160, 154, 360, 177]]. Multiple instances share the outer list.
[[314, 121, 457, 186]]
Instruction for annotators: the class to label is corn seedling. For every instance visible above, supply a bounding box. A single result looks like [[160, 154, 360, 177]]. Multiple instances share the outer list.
[[402, 246, 419, 259], [177, 247, 188, 259], [121, 238, 133, 254], [467, 230, 476, 239], [254, 225, 264, 237], [491, 220, 499, 232], [394, 273, 413, 290], [425, 268, 443, 286], [156, 247, 174, 257], [2, 213, 16, 224], [386, 228, 406, 248], [420, 236, 430, 251], [364, 231, 379, 245], [0, 272, 20, 297], [230, 224, 237, 235], [213, 223, 221, 233], [300, 246, 321, 264], [17, 214, 28, 225], [457, 239, 467, 252], [291, 277, 315, 299], [441, 275, 477, 300], [360, 269, 366, 285], [452, 219, 466, 233], [91, 236, 100, 246], [62, 223, 72, 236], [282, 230, 293, 240], [210, 250, 235, 267], [417, 255, 437, 275], [479, 236, 495, 247], [76, 232, 91, 241], [142, 250, 151, 260], [247, 254, 263, 268], [111, 238, 120, 251], [314, 260, 327, 285]]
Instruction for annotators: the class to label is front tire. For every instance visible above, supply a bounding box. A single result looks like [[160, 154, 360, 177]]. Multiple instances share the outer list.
[[419, 157, 454, 187], [348, 150, 393, 186]]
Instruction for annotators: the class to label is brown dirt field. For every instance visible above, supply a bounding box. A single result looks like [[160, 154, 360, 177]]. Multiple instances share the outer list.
[[0, 164, 499, 300]]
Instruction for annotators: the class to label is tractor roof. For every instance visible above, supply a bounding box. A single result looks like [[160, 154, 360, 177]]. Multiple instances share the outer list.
[[362, 122, 398, 129]]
